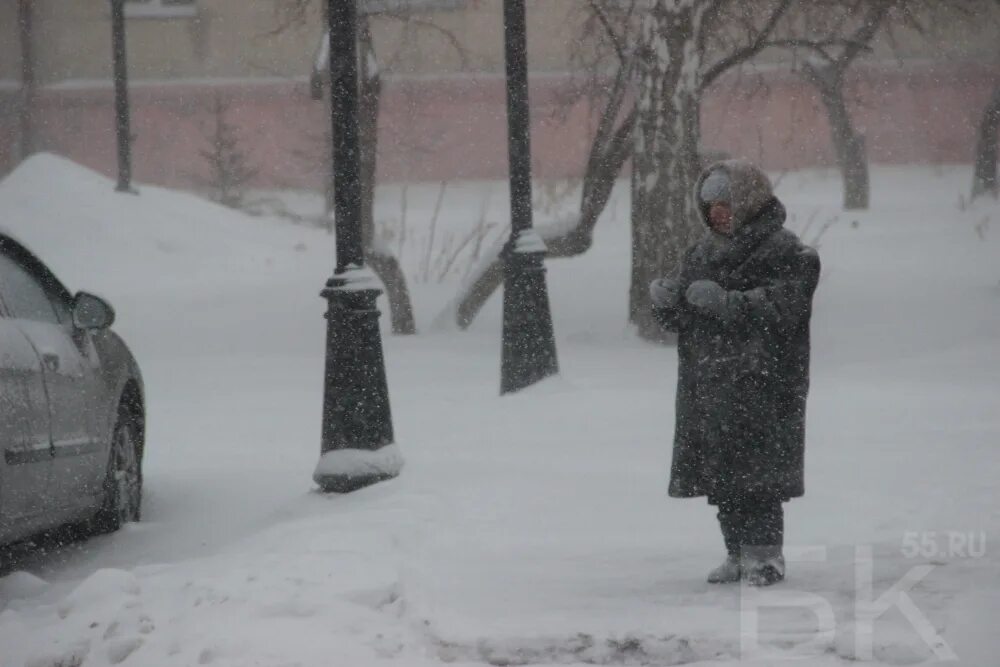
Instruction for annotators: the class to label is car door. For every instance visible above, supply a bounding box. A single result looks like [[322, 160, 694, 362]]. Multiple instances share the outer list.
[[0, 315, 53, 530], [0, 247, 106, 512]]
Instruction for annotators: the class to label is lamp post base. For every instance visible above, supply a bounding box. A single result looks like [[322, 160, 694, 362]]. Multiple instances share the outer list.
[[500, 230, 559, 395], [316, 267, 400, 493], [313, 443, 403, 493], [314, 472, 396, 494]]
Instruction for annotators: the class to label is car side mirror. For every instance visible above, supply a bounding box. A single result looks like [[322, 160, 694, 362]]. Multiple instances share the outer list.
[[73, 292, 116, 330]]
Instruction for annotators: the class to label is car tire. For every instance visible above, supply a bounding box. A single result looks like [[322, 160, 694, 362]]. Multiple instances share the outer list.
[[90, 405, 143, 534]]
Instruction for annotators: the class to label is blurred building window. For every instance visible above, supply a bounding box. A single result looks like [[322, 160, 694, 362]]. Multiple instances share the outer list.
[[124, 0, 197, 19]]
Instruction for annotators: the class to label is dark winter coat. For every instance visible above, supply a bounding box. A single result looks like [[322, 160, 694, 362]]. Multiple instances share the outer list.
[[654, 160, 820, 503]]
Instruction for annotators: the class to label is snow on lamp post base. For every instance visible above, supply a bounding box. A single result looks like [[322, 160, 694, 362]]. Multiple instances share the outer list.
[[315, 266, 401, 494], [313, 446, 403, 494]]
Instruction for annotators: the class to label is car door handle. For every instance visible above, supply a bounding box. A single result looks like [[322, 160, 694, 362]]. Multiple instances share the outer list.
[[41, 352, 60, 372]]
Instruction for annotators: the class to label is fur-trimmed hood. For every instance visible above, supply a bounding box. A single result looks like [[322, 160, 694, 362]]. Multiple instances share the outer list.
[[695, 159, 776, 234]]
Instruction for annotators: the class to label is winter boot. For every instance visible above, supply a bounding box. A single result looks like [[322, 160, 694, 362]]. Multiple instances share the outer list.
[[741, 546, 785, 586], [706, 554, 742, 584]]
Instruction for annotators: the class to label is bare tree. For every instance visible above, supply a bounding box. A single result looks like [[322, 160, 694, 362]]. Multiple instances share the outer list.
[[972, 1, 1000, 199], [448, 0, 638, 329], [774, 0, 895, 211], [792, 0, 997, 206], [773, 0, 984, 211], [357, 16, 417, 334], [795, 0, 997, 203], [197, 95, 259, 209], [629, 0, 795, 341], [972, 82, 1000, 199]]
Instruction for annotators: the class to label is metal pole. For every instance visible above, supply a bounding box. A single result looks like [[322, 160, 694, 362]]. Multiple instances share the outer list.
[[314, 0, 398, 493], [499, 0, 558, 394], [504, 0, 533, 237], [110, 0, 133, 192], [329, 0, 363, 269], [17, 0, 35, 159]]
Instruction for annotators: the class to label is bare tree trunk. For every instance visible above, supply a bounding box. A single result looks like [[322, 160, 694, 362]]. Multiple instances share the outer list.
[[323, 93, 336, 225], [630, 1, 707, 341], [358, 25, 378, 247], [17, 0, 36, 160], [806, 64, 869, 210], [972, 82, 1000, 200], [320, 1, 335, 224], [451, 77, 636, 330], [358, 19, 416, 335], [792, 0, 888, 212]]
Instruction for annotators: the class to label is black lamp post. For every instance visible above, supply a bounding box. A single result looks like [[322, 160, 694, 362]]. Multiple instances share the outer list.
[[110, 0, 133, 193], [499, 0, 558, 395], [17, 0, 36, 159], [313, 0, 400, 493]]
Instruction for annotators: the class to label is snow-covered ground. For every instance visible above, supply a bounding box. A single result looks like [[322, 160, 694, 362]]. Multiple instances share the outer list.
[[0, 154, 998, 666]]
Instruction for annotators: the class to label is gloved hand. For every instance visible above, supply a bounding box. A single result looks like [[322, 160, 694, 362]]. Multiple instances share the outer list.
[[685, 280, 732, 320], [649, 277, 682, 309]]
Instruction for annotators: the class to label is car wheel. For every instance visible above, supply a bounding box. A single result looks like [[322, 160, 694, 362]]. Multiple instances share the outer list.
[[91, 407, 142, 534]]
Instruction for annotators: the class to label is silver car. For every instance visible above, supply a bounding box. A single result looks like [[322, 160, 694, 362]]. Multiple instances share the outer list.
[[0, 232, 144, 547]]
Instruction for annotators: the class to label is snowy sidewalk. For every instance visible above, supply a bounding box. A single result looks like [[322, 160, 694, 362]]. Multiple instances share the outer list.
[[5, 352, 998, 666]]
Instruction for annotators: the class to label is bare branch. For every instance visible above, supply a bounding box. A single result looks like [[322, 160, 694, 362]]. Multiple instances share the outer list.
[[699, 0, 795, 92], [378, 13, 470, 70], [265, 0, 314, 37], [697, 0, 730, 55], [587, 0, 628, 64], [837, 0, 893, 68], [764, 37, 862, 64]]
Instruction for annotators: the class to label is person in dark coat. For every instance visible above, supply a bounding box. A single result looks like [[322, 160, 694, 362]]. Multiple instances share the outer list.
[[649, 159, 820, 586]]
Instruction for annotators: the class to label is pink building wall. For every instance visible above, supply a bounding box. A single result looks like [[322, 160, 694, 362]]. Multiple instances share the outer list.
[[2, 61, 996, 189]]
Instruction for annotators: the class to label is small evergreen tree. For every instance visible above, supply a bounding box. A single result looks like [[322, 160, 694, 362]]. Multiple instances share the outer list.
[[200, 95, 258, 209]]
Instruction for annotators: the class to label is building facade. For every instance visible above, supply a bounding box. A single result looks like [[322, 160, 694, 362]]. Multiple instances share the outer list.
[[2, 0, 999, 188]]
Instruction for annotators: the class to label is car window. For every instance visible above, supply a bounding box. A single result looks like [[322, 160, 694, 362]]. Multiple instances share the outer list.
[[0, 251, 62, 324]]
